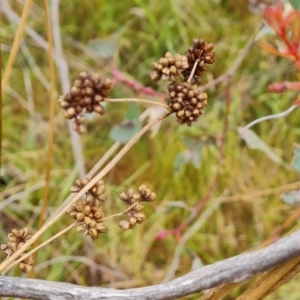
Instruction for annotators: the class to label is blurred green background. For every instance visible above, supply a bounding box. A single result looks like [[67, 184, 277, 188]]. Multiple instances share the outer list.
[[1, 0, 300, 299]]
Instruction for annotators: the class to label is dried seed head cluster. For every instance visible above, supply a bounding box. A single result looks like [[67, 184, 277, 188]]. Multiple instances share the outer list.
[[150, 38, 215, 126], [183, 39, 215, 86], [70, 178, 107, 203], [150, 52, 189, 83], [58, 72, 114, 134], [67, 178, 107, 240], [0, 228, 34, 273], [118, 185, 156, 231], [168, 82, 208, 126]]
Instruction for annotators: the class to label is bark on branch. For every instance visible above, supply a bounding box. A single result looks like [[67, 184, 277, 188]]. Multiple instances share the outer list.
[[1, 230, 300, 299]]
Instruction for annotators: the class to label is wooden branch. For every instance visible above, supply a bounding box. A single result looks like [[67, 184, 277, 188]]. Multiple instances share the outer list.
[[1, 230, 300, 299]]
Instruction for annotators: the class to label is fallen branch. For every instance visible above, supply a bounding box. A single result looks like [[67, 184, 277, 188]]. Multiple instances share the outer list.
[[1, 229, 300, 299]]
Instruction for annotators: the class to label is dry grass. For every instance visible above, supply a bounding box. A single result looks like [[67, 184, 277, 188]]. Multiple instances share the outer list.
[[1, 0, 300, 299]]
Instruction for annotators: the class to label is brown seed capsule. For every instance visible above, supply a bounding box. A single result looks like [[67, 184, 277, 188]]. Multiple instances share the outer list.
[[76, 212, 85, 221], [150, 71, 161, 83], [177, 110, 185, 117], [8, 233, 17, 242], [150, 52, 189, 82], [66, 107, 76, 118], [82, 178, 90, 186], [97, 194, 107, 202], [94, 94, 103, 103], [132, 204, 144, 212], [59, 100, 69, 108], [80, 71, 88, 79], [73, 79, 81, 87], [172, 102, 181, 110], [76, 225, 86, 233], [82, 96, 92, 105], [69, 211, 77, 218], [93, 210, 104, 220], [89, 228, 98, 240], [127, 189, 135, 199], [185, 110, 192, 117], [83, 205, 91, 216], [70, 86, 79, 96], [70, 186, 80, 193], [129, 217, 137, 227], [96, 223, 107, 233], [58, 72, 114, 133], [19, 262, 32, 273], [93, 104, 105, 115], [84, 217, 92, 225], [133, 212, 146, 224], [143, 192, 156, 202], [119, 192, 128, 202], [91, 187, 98, 194], [199, 92, 207, 100], [118, 220, 131, 231], [132, 192, 142, 203], [138, 185, 147, 194], [85, 194, 95, 203], [192, 109, 200, 116], [75, 179, 82, 187], [89, 219, 97, 228], [19, 227, 29, 239], [95, 187, 105, 196]]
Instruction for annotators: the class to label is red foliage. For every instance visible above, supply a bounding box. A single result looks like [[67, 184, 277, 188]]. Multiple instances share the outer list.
[[264, 3, 300, 63], [263, 3, 300, 94]]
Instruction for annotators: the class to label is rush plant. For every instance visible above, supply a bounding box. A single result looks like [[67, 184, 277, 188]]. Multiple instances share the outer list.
[[0, 39, 215, 275]]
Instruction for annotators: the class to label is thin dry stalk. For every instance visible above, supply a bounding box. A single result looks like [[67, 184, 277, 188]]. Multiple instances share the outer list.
[[32, 0, 56, 270], [236, 256, 300, 300], [187, 59, 200, 83], [105, 98, 171, 110], [263, 261, 300, 298], [0, 31, 2, 184], [261, 207, 300, 247], [199, 283, 240, 300], [6, 223, 78, 273], [87, 142, 121, 178], [1, 0, 33, 96], [3, 201, 143, 273]]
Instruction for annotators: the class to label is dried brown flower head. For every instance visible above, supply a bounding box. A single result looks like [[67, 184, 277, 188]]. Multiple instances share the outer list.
[[58, 72, 114, 134], [118, 185, 156, 230], [70, 178, 107, 203], [150, 52, 189, 83], [0, 228, 34, 273], [167, 82, 208, 126], [67, 198, 107, 240], [149, 38, 214, 126], [183, 39, 215, 86], [67, 178, 108, 240]]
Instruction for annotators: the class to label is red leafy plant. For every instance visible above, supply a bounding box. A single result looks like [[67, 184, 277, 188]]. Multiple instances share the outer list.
[[260, 2, 300, 98]]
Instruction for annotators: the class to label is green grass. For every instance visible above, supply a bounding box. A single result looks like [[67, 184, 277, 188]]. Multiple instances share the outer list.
[[1, 1, 300, 299]]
